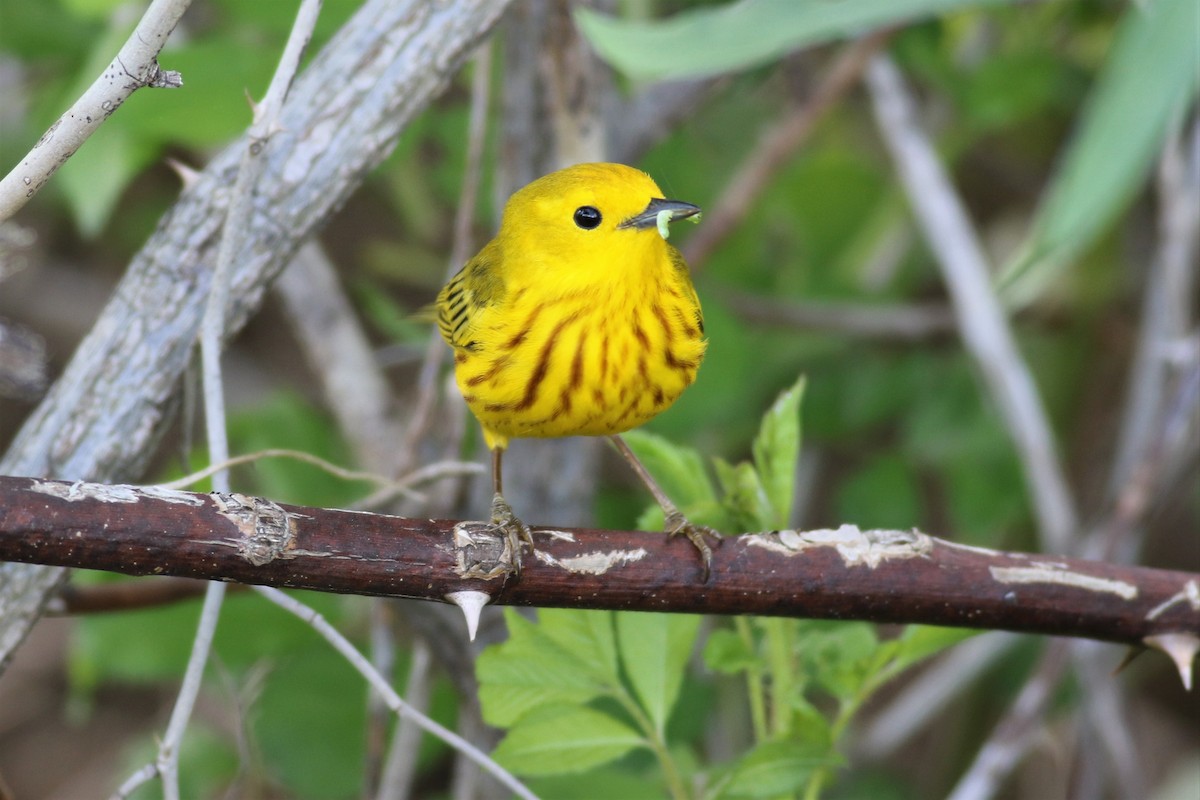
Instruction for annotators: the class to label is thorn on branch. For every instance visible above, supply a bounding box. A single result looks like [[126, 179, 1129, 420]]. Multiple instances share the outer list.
[[1144, 632, 1199, 691], [445, 590, 492, 641]]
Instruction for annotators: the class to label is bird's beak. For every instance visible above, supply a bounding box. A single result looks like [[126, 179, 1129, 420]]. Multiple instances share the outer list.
[[619, 198, 702, 239]]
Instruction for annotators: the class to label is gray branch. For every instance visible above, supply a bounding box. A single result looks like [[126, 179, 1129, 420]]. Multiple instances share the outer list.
[[865, 55, 1079, 552], [0, 0, 514, 673], [0, 0, 193, 220]]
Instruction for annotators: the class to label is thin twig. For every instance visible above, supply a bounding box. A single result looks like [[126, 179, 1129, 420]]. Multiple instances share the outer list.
[[376, 639, 435, 800], [364, 597, 399, 796], [865, 54, 1078, 552], [155, 582, 226, 800], [946, 641, 1071, 800], [48, 576, 222, 615], [275, 242, 408, 476], [127, 3, 325, 797], [109, 763, 159, 800], [399, 41, 493, 477], [681, 30, 893, 268], [152, 446, 482, 501], [857, 632, 1021, 758], [0, 0, 191, 220], [1108, 117, 1200, 499], [725, 292, 957, 341], [350, 459, 487, 511], [252, 586, 538, 800]]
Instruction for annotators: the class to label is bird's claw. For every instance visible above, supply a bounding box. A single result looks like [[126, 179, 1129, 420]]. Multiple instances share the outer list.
[[491, 493, 533, 578], [663, 509, 721, 581]]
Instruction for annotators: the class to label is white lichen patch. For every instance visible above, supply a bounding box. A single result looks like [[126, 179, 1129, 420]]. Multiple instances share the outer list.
[[989, 562, 1137, 600], [1146, 579, 1200, 621], [939, 539, 1015, 558], [31, 480, 138, 503], [744, 524, 933, 568], [139, 485, 205, 506], [535, 547, 648, 575], [30, 480, 205, 506]]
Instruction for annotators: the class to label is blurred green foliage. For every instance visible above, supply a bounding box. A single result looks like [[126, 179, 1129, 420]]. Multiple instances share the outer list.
[[3, 0, 1194, 797]]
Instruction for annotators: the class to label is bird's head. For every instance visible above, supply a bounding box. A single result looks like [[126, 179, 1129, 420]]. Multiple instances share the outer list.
[[497, 163, 700, 289]]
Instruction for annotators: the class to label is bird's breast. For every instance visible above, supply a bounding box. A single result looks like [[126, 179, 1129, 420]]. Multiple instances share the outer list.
[[454, 276, 705, 444]]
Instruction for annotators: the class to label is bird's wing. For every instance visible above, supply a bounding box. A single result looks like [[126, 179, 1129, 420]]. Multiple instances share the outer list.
[[436, 244, 503, 351]]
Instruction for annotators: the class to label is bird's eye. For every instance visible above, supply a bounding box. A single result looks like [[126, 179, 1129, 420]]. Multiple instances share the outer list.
[[573, 206, 602, 230]]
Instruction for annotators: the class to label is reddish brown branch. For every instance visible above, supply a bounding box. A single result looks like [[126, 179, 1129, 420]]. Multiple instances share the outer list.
[[48, 576, 230, 615], [1, 476, 1196, 646]]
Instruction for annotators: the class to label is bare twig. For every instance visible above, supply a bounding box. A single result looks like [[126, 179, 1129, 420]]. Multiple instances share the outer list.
[[1108, 118, 1200, 500], [0, 0, 191, 220], [946, 640, 1072, 800], [725, 292, 957, 341], [377, 639, 435, 800], [681, 31, 893, 268], [275, 242, 407, 476], [865, 54, 1078, 552], [151, 446, 482, 502], [48, 576, 218, 615], [400, 41, 493, 478], [153, 582, 226, 800], [858, 632, 1021, 758], [609, 78, 719, 165], [251, 586, 538, 800], [0, 318, 47, 401]]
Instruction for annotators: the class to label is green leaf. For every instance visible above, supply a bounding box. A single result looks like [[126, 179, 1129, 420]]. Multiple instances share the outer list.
[[615, 612, 701, 736], [704, 628, 760, 675], [492, 706, 648, 776], [751, 376, 806, 527], [889, 625, 978, 673], [56, 104, 153, 238], [1001, 0, 1200, 302], [713, 458, 774, 532], [527, 768, 666, 800], [538, 608, 622, 687], [477, 610, 614, 727], [254, 646, 369, 799], [717, 740, 839, 799], [576, 0, 1014, 82]]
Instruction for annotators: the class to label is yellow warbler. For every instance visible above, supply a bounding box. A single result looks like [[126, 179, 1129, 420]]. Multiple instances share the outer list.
[[436, 162, 717, 577]]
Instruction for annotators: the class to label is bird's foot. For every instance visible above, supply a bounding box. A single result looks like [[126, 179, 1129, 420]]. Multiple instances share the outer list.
[[491, 492, 533, 578], [663, 509, 722, 582]]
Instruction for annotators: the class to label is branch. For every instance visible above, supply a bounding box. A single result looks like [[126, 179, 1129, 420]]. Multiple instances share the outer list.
[[0, 0, 191, 220], [724, 292, 957, 342], [2, 476, 1196, 654], [865, 55, 1079, 552], [680, 30, 892, 268], [0, 0, 514, 673]]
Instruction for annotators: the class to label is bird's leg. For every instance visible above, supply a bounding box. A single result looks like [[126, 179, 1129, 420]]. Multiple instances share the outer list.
[[490, 447, 532, 576], [609, 435, 721, 580]]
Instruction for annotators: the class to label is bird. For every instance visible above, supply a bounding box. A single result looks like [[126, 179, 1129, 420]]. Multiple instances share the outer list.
[[435, 162, 718, 578]]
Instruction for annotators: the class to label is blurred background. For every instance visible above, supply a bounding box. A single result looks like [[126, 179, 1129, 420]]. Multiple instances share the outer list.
[[0, 0, 1197, 798]]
